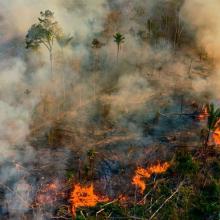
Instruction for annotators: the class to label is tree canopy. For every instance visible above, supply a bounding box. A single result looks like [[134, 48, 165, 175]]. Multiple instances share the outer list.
[[25, 10, 62, 51]]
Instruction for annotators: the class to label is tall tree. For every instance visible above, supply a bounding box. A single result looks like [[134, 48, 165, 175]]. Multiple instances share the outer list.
[[25, 10, 62, 76], [113, 32, 125, 61]]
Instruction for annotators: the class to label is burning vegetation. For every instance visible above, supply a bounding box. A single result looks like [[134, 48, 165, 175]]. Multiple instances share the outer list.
[[70, 184, 109, 217], [213, 128, 220, 145], [132, 162, 170, 193], [1, 1, 220, 220], [196, 105, 208, 121], [35, 182, 65, 207]]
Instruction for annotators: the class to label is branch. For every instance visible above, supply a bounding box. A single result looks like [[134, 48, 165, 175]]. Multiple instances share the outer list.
[[146, 195, 164, 212], [41, 40, 50, 51], [159, 112, 195, 118], [149, 182, 183, 220], [80, 210, 87, 220], [96, 199, 119, 217]]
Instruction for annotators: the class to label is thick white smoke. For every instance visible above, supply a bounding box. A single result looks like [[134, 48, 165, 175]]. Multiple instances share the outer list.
[[0, 0, 218, 219]]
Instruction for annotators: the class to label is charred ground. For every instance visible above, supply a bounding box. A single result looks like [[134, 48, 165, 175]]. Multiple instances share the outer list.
[[0, 0, 220, 220]]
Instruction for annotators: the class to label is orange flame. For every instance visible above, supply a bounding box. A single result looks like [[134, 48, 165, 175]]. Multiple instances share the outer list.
[[213, 127, 220, 145], [197, 106, 208, 121], [70, 184, 109, 216], [132, 162, 170, 193], [36, 182, 65, 206], [118, 194, 128, 202]]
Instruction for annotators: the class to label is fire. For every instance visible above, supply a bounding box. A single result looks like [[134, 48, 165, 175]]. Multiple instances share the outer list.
[[213, 127, 220, 145], [132, 167, 151, 193], [118, 194, 128, 203], [35, 182, 65, 206], [132, 162, 170, 193], [197, 106, 208, 121], [70, 184, 109, 216]]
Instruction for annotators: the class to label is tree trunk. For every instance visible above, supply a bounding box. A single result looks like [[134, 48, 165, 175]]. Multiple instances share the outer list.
[[205, 129, 210, 148], [180, 95, 184, 117], [62, 70, 66, 107], [117, 44, 120, 62], [49, 49, 53, 77], [61, 48, 66, 109]]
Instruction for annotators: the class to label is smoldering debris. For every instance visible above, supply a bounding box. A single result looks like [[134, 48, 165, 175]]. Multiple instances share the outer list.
[[0, 0, 219, 219]]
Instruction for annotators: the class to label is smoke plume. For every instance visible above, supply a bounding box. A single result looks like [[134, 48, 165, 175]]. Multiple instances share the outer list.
[[0, 0, 218, 219]]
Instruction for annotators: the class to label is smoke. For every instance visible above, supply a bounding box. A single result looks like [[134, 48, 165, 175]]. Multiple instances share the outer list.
[[181, 0, 220, 100], [0, 59, 34, 218], [0, 0, 108, 41], [181, 0, 220, 62], [0, 0, 217, 219]]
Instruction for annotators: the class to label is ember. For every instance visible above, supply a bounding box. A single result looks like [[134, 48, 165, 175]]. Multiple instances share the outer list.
[[197, 106, 208, 121], [70, 184, 109, 216], [132, 162, 170, 193], [35, 182, 65, 206], [118, 194, 128, 203]]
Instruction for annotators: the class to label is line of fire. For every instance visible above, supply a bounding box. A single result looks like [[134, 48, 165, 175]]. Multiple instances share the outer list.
[[1, 1, 220, 220]]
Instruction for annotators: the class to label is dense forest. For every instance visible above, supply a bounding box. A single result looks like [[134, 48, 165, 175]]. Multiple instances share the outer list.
[[0, 0, 220, 220]]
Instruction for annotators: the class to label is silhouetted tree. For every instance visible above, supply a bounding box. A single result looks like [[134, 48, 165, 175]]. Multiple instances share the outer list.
[[25, 10, 62, 76], [113, 32, 125, 61]]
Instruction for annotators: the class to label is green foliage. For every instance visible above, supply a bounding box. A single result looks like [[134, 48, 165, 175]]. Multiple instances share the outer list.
[[87, 149, 96, 159], [178, 186, 193, 220], [91, 38, 102, 49], [158, 182, 172, 197], [56, 206, 70, 219], [66, 170, 75, 181], [25, 10, 63, 75], [130, 205, 146, 218], [206, 103, 220, 131], [173, 151, 199, 176], [113, 32, 125, 58], [65, 148, 220, 220], [25, 10, 62, 51], [113, 32, 125, 47], [190, 182, 220, 220], [83, 164, 90, 176], [75, 203, 126, 219], [103, 203, 127, 218], [201, 103, 220, 147], [75, 213, 86, 220], [210, 160, 220, 180], [159, 202, 179, 220]]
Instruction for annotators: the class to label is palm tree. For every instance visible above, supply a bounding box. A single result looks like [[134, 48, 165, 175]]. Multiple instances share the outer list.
[[87, 149, 97, 178], [204, 103, 220, 147], [113, 32, 125, 61], [91, 38, 102, 101]]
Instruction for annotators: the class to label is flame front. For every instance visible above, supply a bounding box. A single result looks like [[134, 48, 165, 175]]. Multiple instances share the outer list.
[[132, 162, 170, 193], [213, 128, 220, 145], [70, 184, 109, 216]]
